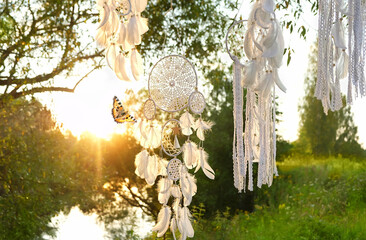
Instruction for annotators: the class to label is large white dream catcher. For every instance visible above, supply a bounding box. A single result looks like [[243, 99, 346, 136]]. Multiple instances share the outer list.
[[95, 0, 148, 81], [133, 55, 214, 239], [317, 0, 366, 113], [226, 0, 286, 192]]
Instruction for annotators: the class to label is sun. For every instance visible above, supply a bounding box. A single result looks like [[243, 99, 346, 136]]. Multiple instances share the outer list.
[[39, 67, 145, 140]]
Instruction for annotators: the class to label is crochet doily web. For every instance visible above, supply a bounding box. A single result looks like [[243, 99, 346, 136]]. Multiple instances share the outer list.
[[161, 119, 182, 157], [115, 0, 131, 16], [189, 91, 206, 114], [167, 158, 182, 181], [143, 99, 156, 120], [149, 55, 197, 113]]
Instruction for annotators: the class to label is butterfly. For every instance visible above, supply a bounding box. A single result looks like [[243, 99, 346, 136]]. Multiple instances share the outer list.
[[111, 96, 137, 123]]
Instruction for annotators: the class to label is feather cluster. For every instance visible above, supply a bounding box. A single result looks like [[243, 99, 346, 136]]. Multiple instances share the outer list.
[[135, 150, 166, 185], [95, 0, 148, 81], [134, 121, 161, 149]]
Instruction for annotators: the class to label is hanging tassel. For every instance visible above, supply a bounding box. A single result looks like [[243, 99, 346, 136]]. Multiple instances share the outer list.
[[182, 141, 198, 169], [134, 150, 149, 178], [130, 49, 144, 81], [195, 118, 214, 141], [195, 148, 215, 180], [152, 206, 172, 237], [174, 135, 181, 149]]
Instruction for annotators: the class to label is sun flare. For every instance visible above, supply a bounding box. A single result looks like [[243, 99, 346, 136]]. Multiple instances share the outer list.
[[41, 67, 145, 140]]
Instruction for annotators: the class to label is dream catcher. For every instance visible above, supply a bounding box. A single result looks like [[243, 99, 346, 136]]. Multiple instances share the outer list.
[[226, 0, 286, 192], [133, 55, 214, 239], [316, 0, 366, 113], [95, 0, 148, 81]]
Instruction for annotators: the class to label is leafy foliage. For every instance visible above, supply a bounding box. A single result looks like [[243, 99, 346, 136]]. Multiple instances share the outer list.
[[297, 45, 366, 158], [0, 98, 104, 239]]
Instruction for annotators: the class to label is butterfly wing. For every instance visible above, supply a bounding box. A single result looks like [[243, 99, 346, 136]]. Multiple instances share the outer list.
[[112, 96, 137, 124]]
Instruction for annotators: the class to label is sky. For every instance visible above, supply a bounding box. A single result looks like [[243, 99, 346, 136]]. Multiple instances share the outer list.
[[36, 1, 366, 239]]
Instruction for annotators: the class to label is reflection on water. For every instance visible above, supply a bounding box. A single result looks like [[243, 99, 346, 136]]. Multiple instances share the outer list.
[[43, 206, 154, 240]]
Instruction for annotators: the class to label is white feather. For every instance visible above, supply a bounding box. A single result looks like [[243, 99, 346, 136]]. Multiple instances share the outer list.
[[134, 150, 149, 178], [158, 177, 172, 194], [196, 148, 215, 180], [171, 184, 182, 198], [127, 16, 141, 45], [331, 21, 347, 49], [115, 53, 131, 81], [152, 206, 171, 237], [180, 170, 197, 206], [130, 49, 144, 81], [182, 207, 194, 238], [269, 21, 284, 68], [180, 111, 196, 136], [95, 28, 108, 48], [133, 120, 147, 142], [97, 3, 110, 29], [170, 217, 177, 240], [272, 68, 286, 92], [106, 44, 117, 70], [135, 0, 147, 12], [183, 141, 198, 169], [262, 20, 278, 48], [261, 0, 275, 13], [158, 186, 171, 205], [145, 155, 158, 185], [117, 22, 126, 45], [136, 15, 149, 36], [336, 50, 349, 79], [109, 8, 120, 34], [145, 124, 161, 149], [244, 26, 254, 60], [241, 60, 258, 88], [158, 158, 169, 176], [195, 119, 214, 141]]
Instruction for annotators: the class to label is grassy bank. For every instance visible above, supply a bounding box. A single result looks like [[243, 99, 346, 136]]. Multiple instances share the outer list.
[[192, 157, 366, 240], [146, 158, 366, 240]]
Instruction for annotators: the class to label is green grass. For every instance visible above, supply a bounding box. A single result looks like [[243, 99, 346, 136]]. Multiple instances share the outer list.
[[191, 157, 366, 240]]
